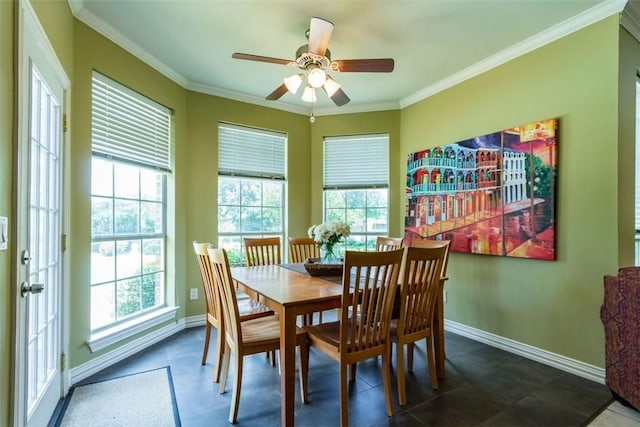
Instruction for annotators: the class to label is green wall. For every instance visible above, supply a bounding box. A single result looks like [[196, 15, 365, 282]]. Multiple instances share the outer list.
[[69, 19, 189, 366], [309, 111, 402, 234], [183, 91, 311, 316], [0, 1, 14, 424], [618, 27, 640, 267], [2, 3, 635, 425], [400, 16, 621, 366]]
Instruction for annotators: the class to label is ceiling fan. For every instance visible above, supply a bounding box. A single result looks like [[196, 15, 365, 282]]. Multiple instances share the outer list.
[[232, 17, 395, 107]]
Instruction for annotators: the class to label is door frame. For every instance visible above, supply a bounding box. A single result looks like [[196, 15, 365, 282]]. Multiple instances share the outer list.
[[12, 0, 71, 425]]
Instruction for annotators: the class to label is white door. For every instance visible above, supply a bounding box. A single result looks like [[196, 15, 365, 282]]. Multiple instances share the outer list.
[[14, 2, 68, 426]]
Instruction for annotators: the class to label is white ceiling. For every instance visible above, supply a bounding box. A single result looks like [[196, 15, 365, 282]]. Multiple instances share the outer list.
[[68, 0, 628, 116]]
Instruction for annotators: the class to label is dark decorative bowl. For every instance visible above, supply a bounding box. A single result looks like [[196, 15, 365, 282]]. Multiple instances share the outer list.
[[303, 258, 343, 277]]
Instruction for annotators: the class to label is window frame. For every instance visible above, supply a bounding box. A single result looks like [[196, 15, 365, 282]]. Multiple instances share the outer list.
[[323, 134, 390, 252], [217, 175, 285, 266], [90, 158, 169, 332], [217, 123, 287, 266], [89, 71, 174, 338]]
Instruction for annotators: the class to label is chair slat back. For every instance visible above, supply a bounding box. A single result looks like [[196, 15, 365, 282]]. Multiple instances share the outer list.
[[341, 249, 404, 354], [193, 241, 221, 324], [410, 239, 451, 280], [397, 246, 447, 336], [208, 247, 242, 350], [244, 237, 282, 266], [288, 236, 319, 263], [376, 236, 404, 252]]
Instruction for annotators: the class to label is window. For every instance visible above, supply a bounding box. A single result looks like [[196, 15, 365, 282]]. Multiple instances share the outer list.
[[218, 123, 286, 266], [323, 134, 389, 252], [90, 72, 173, 332]]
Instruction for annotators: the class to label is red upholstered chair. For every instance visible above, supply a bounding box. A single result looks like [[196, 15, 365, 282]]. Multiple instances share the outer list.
[[600, 267, 640, 411]]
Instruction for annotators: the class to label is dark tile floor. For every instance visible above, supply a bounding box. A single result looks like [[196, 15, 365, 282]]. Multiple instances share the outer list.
[[62, 324, 613, 427]]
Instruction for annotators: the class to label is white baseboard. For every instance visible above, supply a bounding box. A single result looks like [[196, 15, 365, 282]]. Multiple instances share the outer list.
[[445, 319, 605, 384], [184, 314, 206, 328], [68, 314, 605, 387], [69, 318, 186, 385]]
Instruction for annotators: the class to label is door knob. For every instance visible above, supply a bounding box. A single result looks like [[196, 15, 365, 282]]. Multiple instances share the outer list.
[[21, 282, 45, 297]]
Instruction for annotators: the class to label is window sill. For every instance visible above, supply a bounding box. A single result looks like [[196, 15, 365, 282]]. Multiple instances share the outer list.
[[87, 306, 179, 353]]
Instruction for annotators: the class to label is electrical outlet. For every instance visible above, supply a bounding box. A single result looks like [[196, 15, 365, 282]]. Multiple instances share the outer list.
[[190, 288, 198, 300], [443, 290, 447, 303], [0, 216, 7, 251]]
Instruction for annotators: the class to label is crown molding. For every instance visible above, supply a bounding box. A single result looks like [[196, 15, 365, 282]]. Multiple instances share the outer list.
[[69, 0, 626, 114], [69, 1, 189, 87], [622, 1, 640, 41], [400, 0, 627, 108], [187, 81, 310, 115], [188, 81, 400, 116], [67, 0, 83, 15], [314, 101, 401, 116], [69, 3, 396, 117]]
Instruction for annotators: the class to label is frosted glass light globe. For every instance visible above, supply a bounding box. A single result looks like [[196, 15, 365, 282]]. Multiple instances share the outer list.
[[307, 68, 326, 88]]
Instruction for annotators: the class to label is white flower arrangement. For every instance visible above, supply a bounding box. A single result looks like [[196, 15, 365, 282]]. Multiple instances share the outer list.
[[308, 221, 351, 247]]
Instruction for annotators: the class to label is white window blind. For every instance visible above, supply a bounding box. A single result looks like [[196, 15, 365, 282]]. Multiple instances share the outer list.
[[324, 134, 389, 189], [91, 71, 174, 172], [218, 123, 286, 180]]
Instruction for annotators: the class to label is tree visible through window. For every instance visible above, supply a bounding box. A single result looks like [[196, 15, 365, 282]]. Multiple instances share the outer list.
[[218, 123, 286, 265], [324, 134, 389, 253], [325, 189, 388, 251]]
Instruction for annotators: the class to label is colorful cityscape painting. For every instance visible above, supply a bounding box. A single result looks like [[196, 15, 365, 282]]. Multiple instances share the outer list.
[[404, 118, 558, 260]]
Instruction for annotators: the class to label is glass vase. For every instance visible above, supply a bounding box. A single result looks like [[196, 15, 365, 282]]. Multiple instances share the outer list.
[[320, 244, 340, 264]]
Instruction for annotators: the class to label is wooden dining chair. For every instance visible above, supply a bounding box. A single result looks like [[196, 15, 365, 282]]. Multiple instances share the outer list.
[[288, 236, 323, 325], [288, 236, 319, 263], [192, 241, 273, 382], [208, 247, 309, 424], [243, 236, 281, 266], [409, 238, 451, 379], [411, 238, 451, 280], [375, 236, 404, 251], [303, 248, 404, 427], [390, 245, 447, 406]]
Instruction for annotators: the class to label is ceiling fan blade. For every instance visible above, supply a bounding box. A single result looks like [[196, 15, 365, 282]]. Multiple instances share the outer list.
[[266, 83, 289, 101], [232, 52, 292, 66], [308, 17, 334, 56], [327, 87, 350, 106], [333, 58, 395, 73]]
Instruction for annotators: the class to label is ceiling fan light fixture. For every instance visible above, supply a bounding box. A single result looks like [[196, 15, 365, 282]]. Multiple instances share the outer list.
[[307, 67, 326, 88], [323, 75, 341, 97], [284, 73, 303, 94], [233, 17, 394, 107], [301, 85, 317, 103]]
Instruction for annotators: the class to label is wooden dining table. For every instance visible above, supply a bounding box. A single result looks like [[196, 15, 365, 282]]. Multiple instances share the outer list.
[[231, 264, 343, 426], [230, 263, 448, 426]]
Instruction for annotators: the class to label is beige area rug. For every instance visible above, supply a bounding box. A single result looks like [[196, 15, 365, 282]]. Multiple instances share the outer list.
[[59, 367, 180, 427]]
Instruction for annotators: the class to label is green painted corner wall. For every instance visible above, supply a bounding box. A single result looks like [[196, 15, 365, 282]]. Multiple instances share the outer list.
[[309, 111, 402, 234], [0, 1, 14, 424], [400, 16, 621, 366], [69, 19, 189, 366], [183, 91, 311, 316], [617, 27, 640, 267]]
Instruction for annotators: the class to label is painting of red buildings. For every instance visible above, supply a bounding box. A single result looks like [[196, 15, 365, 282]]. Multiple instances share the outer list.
[[404, 118, 557, 260]]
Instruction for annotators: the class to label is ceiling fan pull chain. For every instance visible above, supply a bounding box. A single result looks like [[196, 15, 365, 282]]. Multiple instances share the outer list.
[[310, 99, 316, 123]]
